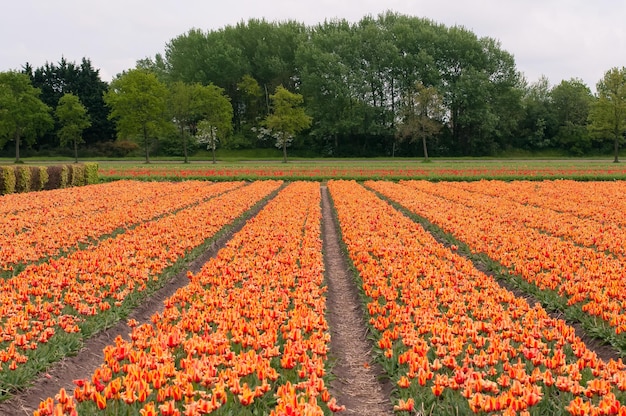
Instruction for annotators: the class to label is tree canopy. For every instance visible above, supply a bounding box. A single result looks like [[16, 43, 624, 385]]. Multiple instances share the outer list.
[[5, 12, 624, 160], [55, 92, 91, 162], [588, 67, 626, 162], [25, 58, 114, 149], [263, 86, 312, 162], [0, 71, 53, 162], [104, 69, 169, 163]]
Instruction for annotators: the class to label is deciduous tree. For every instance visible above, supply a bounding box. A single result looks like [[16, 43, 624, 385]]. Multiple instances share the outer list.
[[104, 69, 168, 163], [588, 67, 626, 162], [551, 78, 593, 155], [55, 93, 91, 162], [263, 86, 311, 163], [396, 82, 445, 160], [0, 71, 53, 162]]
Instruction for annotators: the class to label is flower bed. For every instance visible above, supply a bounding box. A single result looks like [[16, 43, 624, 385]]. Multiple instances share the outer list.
[[0, 181, 281, 396], [36, 182, 343, 416], [329, 180, 626, 415]]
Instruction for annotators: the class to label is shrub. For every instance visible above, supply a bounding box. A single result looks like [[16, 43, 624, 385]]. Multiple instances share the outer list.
[[45, 166, 63, 190], [69, 164, 86, 187], [0, 166, 16, 195], [15, 166, 32, 193], [60, 165, 69, 189], [38, 166, 49, 190], [83, 162, 99, 184]]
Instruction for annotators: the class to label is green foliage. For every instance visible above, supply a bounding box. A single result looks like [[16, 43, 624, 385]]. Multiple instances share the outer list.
[[396, 82, 446, 159], [37, 165, 49, 190], [15, 165, 31, 192], [55, 92, 91, 162], [83, 162, 99, 184], [263, 86, 312, 162], [551, 79, 593, 154], [588, 67, 626, 162], [104, 69, 169, 163], [0, 166, 16, 194], [60, 164, 69, 188], [167, 81, 233, 162], [0, 71, 54, 162], [26, 57, 115, 147], [69, 163, 86, 186]]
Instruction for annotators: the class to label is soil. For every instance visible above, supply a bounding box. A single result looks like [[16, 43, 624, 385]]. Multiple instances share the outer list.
[[321, 186, 395, 415]]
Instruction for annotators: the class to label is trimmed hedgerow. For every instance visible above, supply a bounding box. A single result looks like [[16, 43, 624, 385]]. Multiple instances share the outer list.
[[0, 166, 17, 195], [1, 163, 97, 195], [84, 162, 99, 184], [45, 165, 63, 191], [15, 165, 32, 193], [69, 164, 86, 187]]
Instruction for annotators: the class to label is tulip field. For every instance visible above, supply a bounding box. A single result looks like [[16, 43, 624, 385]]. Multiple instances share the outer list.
[[2, 175, 626, 415], [97, 160, 626, 182]]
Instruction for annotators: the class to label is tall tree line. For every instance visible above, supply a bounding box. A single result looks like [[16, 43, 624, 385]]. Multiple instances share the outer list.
[[2, 12, 624, 158], [24, 58, 115, 151], [143, 12, 560, 157]]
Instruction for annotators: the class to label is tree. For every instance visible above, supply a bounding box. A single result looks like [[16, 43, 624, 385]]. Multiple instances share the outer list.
[[167, 81, 233, 163], [26, 57, 114, 148], [550, 78, 593, 155], [396, 82, 445, 160], [588, 67, 626, 163], [517, 76, 557, 150], [55, 93, 91, 162], [167, 81, 198, 163], [263, 86, 312, 163], [0, 71, 53, 162], [235, 74, 263, 132], [104, 69, 168, 163], [196, 120, 219, 163]]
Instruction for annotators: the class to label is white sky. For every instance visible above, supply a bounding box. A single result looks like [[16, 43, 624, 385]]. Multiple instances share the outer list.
[[2, 0, 625, 91]]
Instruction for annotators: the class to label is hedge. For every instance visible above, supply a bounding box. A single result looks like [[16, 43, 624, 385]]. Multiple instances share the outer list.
[[0, 163, 99, 195]]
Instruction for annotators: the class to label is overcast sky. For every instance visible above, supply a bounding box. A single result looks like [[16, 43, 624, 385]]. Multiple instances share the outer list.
[[2, 0, 625, 91]]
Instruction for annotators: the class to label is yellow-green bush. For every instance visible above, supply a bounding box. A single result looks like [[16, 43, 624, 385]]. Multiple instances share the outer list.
[[84, 162, 99, 184], [1, 163, 98, 195], [0, 166, 16, 195], [60, 165, 69, 189], [37, 166, 49, 190], [15, 166, 32, 193], [69, 164, 86, 187]]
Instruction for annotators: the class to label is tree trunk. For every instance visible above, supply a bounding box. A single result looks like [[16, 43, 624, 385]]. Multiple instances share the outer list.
[[14, 131, 20, 163], [614, 135, 620, 163], [182, 126, 189, 164], [183, 137, 189, 164], [212, 145, 216, 164], [74, 139, 78, 163], [282, 134, 288, 163], [143, 125, 150, 164], [421, 124, 429, 160]]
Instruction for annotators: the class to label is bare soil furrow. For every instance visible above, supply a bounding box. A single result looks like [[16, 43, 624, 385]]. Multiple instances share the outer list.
[[321, 185, 394, 416]]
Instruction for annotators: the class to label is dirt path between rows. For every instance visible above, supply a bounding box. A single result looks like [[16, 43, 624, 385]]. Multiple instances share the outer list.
[[321, 186, 394, 415], [1, 185, 394, 416], [0, 194, 273, 415]]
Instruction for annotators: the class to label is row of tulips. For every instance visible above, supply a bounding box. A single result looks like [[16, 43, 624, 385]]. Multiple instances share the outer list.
[[0, 180, 281, 396], [367, 180, 626, 342], [422, 180, 626, 260], [98, 164, 626, 181], [449, 180, 626, 227], [36, 181, 343, 416], [0, 181, 242, 270], [328, 180, 626, 415]]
